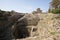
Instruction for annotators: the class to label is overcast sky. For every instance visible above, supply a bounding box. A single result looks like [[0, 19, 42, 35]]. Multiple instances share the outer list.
[[0, 0, 51, 13]]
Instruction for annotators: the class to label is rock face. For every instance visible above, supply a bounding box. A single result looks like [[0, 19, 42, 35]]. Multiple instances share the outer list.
[[13, 14, 40, 39], [0, 10, 24, 40], [0, 10, 60, 40], [15, 13, 60, 40]]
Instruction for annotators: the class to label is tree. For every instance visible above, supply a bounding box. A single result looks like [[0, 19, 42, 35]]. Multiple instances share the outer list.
[[48, 0, 60, 13], [50, 0, 60, 9]]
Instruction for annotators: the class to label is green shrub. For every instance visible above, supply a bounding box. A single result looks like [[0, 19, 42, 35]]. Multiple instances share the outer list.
[[49, 8, 60, 13]]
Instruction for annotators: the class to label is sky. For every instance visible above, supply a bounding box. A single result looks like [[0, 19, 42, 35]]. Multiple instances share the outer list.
[[0, 0, 51, 13]]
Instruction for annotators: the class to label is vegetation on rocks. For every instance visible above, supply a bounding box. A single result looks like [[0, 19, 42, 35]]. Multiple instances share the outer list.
[[49, 8, 60, 13], [48, 0, 60, 13]]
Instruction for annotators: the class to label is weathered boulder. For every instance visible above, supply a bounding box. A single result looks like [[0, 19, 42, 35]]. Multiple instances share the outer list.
[[21, 14, 40, 26], [13, 14, 40, 39]]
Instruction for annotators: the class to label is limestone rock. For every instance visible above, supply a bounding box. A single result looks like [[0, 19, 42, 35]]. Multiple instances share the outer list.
[[13, 14, 40, 39]]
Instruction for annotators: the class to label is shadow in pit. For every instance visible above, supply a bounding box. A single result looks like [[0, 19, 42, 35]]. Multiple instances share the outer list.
[[13, 18, 30, 39]]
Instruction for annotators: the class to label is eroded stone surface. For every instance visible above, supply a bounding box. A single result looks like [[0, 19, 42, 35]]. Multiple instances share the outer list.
[[16, 14, 60, 40], [0, 11, 60, 40]]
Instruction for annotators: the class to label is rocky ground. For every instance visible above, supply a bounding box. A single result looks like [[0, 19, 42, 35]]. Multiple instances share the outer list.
[[15, 13, 60, 40]]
